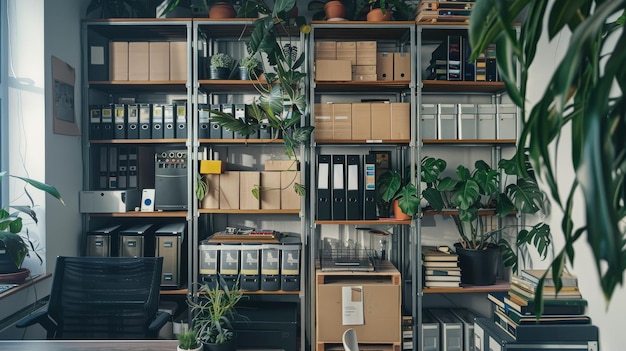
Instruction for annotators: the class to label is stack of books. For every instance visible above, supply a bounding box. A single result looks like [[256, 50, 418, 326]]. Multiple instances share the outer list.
[[402, 316, 412, 350], [488, 269, 590, 340], [422, 246, 461, 288]]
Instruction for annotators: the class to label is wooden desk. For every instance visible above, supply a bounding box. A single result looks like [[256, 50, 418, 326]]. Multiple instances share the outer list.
[[0, 340, 178, 351]]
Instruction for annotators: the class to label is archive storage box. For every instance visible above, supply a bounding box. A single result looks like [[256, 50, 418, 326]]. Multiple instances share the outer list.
[[280, 237, 301, 291], [219, 244, 240, 290], [86, 224, 122, 257], [155, 222, 186, 288], [240, 244, 261, 291], [119, 223, 153, 258], [199, 240, 219, 289], [261, 244, 281, 291]]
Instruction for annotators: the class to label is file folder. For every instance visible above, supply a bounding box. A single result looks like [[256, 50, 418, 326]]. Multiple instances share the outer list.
[[89, 105, 102, 140], [175, 102, 187, 139], [117, 146, 128, 189], [87, 31, 109, 81], [107, 146, 118, 189], [331, 154, 346, 220], [447, 35, 462, 81], [430, 308, 463, 351], [209, 104, 222, 139], [346, 154, 362, 220], [127, 103, 139, 139], [422, 309, 440, 351], [462, 36, 475, 81], [114, 103, 126, 139], [221, 104, 234, 139], [128, 146, 138, 188], [163, 103, 175, 139], [101, 104, 114, 139], [363, 153, 377, 220], [198, 104, 211, 139], [98, 146, 108, 189], [449, 308, 480, 351], [139, 103, 152, 139], [316, 154, 331, 220], [438, 103, 457, 140], [151, 103, 164, 139], [234, 104, 247, 139], [458, 104, 477, 140]]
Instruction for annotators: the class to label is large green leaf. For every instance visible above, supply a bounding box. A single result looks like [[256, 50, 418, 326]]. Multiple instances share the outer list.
[[453, 179, 480, 211], [506, 179, 544, 214]]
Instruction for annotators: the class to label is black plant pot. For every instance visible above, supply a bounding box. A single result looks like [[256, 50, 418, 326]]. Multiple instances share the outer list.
[[203, 338, 236, 351], [210, 67, 230, 80], [454, 243, 500, 286], [0, 242, 19, 274]]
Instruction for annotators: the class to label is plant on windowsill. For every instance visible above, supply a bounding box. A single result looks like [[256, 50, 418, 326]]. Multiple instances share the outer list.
[[420, 155, 552, 286], [0, 172, 64, 281], [209, 0, 313, 199]]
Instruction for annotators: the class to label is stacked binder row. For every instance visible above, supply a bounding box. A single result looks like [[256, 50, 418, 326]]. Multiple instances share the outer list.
[[488, 269, 592, 341], [422, 246, 461, 288], [89, 102, 187, 140], [315, 154, 378, 221], [427, 35, 498, 82], [420, 308, 482, 351], [94, 145, 144, 190], [198, 103, 277, 140]]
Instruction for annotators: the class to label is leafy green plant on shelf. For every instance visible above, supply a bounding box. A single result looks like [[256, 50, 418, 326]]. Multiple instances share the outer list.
[[210, 0, 313, 199], [469, 0, 626, 305], [420, 155, 552, 273], [0, 172, 64, 274]]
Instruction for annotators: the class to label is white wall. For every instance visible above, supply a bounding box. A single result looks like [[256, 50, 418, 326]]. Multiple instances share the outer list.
[[525, 9, 624, 351]]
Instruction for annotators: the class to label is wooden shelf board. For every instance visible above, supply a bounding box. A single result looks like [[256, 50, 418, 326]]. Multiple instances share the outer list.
[[422, 80, 506, 93], [88, 80, 187, 93], [160, 288, 188, 296], [90, 138, 186, 144], [312, 21, 414, 40], [423, 139, 516, 145], [315, 219, 411, 225], [314, 80, 410, 92], [199, 209, 300, 214], [198, 138, 284, 144], [423, 280, 510, 294], [315, 139, 410, 144], [422, 209, 517, 216], [89, 211, 188, 218], [198, 79, 264, 92]]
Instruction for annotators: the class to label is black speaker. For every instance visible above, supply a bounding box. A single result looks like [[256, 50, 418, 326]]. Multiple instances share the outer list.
[[154, 148, 188, 211]]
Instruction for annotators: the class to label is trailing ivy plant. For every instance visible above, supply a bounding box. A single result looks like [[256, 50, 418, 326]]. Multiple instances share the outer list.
[[469, 0, 626, 310], [210, 0, 313, 199]]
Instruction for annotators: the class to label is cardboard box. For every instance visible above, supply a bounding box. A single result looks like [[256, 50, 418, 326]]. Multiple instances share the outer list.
[[219, 171, 240, 209], [149, 42, 170, 81], [351, 103, 371, 140], [240, 171, 260, 210], [314, 103, 334, 140], [316, 282, 401, 343], [370, 102, 391, 140], [354, 65, 377, 75], [390, 102, 410, 140], [316, 60, 352, 81], [169, 41, 187, 81], [352, 74, 377, 81], [393, 52, 411, 80], [280, 171, 301, 210], [200, 175, 219, 209], [109, 41, 129, 81], [265, 160, 298, 171], [377, 52, 394, 81], [199, 160, 223, 174], [128, 42, 149, 81], [356, 41, 377, 65], [332, 103, 352, 140], [336, 41, 356, 65], [260, 171, 281, 210], [315, 41, 337, 60]]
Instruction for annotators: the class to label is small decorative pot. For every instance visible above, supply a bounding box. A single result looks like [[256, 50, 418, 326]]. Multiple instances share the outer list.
[[239, 66, 250, 80], [367, 7, 392, 21], [209, 2, 237, 19], [393, 199, 411, 220], [324, 0, 347, 20], [210, 67, 230, 80]]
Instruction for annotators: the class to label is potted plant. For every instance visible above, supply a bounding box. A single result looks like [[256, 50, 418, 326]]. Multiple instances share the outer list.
[[188, 276, 245, 351], [307, 0, 358, 21], [86, 0, 151, 18], [420, 156, 551, 285], [0, 172, 63, 281], [159, 0, 237, 18], [177, 329, 202, 351], [238, 55, 262, 80], [363, 0, 413, 21], [209, 53, 234, 80], [377, 167, 420, 219]]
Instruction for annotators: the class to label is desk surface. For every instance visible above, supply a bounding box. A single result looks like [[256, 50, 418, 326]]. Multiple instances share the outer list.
[[0, 340, 179, 351]]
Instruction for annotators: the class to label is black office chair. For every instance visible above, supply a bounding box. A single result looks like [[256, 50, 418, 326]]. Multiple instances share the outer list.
[[17, 256, 170, 339]]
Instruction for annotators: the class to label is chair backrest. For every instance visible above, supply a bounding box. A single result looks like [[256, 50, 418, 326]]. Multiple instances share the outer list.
[[342, 328, 359, 351], [47, 256, 163, 339]]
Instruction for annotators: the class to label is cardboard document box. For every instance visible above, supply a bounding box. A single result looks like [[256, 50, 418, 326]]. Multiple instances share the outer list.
[[458, 103, 478, 140], [370, 102, 391, 140], [352, 103, 372, 140], [109, 41, 129, 81], [316, 41, 337, 60], [314, 103, 333, 140], [316, 60, 352, 81], [280, 171, 301, 210], [477, 104, 497, 139], [421, 104, 438, 140], [336, 41, 356, 65], [128, 42, 149, 81], [260, 171, 281, 210], [169, 41, 187, 81], [149, 42, 170, 81], [219, 172, 240, 209], [356, 41, 377, 65], [377, 52, 394, 81], [391, 102, 411, 140], [200, 174, 219, 209], [332, 103, 352, 140], [393, 52, 411, 80], [240, 171, 260, 210]]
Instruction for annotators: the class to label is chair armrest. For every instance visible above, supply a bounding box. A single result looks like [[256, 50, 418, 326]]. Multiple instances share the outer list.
[[15, 309, 49, 328], [147, 311, 171, 336]]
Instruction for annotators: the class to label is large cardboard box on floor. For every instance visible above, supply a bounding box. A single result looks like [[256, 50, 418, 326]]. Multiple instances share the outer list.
[[316, 280, 401, 343], [315, 60, 352, 81]]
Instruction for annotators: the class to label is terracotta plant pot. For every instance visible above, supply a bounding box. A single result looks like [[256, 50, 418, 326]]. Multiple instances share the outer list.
[[366, 7, 392, 21], [324, 1, 347, 20], [393, 199, 411, 220], [209, 2, 237, 19]]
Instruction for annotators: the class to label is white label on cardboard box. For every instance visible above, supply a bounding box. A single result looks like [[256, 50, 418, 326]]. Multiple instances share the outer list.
[[342, 286, 364, 325]]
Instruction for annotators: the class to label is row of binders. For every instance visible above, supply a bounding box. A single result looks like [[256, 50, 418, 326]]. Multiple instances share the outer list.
[[421, 103, 516, 140], [406, 308, 483, 351], [198, 103, 276, 140], [95, 145, 144, 190], [428, 35, 499, 82], [89, 103, 187, 140], [316, 154, 377, 221]]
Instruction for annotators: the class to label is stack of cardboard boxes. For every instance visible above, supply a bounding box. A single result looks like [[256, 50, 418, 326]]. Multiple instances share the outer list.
[[109, 41, 187, 81]]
